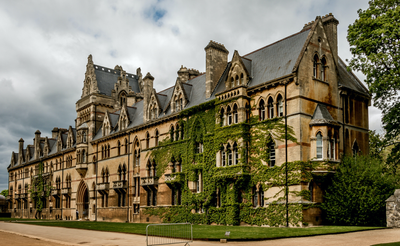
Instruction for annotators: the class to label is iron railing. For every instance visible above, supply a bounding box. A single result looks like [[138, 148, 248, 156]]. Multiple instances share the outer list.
[[146, 223, 192, 246]]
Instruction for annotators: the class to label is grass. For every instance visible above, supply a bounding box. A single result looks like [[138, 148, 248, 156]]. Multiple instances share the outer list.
[[0, 218, 385, 240], [372, 243, 400, 246]]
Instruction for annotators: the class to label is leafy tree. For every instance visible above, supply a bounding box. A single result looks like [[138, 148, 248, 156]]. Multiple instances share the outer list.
[[0, 190, 8, 197], [369, 130, 387, 160], [347, 0, 400, 141], [322, 155, 398, 226]]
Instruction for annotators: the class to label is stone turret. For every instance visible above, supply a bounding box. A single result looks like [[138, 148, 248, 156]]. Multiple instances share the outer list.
[[143, 72, 154, 122], [205, 40, 229, 98]]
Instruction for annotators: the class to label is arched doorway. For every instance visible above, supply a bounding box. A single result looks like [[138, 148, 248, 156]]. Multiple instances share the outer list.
[[77, 180, 89, 220]]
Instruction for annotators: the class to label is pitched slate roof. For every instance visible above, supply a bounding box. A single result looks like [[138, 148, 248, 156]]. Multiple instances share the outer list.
[[338, 58, 369, 96], [310, 104, 338, 126], [94, 65, 141, 96], [244, 29, 311, 88]]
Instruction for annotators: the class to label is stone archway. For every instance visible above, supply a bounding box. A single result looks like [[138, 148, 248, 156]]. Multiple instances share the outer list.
[[77, 180, 89, 220]]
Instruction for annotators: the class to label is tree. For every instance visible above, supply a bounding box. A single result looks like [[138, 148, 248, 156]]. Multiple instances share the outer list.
[[322, 155, 398, 226], [347, 0, 400, 141], [369, 130, 388, 160], [0, 190, 8, 197]]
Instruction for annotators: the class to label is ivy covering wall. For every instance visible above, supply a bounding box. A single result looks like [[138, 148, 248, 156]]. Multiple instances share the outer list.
[[143, 98, 331, 226]]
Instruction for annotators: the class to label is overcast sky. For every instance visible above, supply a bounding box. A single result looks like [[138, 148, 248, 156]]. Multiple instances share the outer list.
[[0, 0, 381, 191]]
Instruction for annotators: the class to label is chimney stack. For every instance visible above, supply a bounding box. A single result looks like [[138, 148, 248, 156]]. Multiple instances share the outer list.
[[34, 130, 41, 160], [205, 40, 229, 98], [143, 72, 154, 122]]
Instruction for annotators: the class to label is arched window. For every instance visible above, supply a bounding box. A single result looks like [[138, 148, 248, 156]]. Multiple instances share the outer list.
[[117, 141, 121, 156], [321, 57, 327, 81], [267, 97, 274, 119], [259, 99, 265, 121], [352, 140, 359, 157], [155, 130, 159, 146], [146, 132, 150, 149], [222, 147, 226, 166], [220, 108, 225, 126], [180, 98, 183, 111], [233, 104, 238, 124], [107, 144, 110, 158], [233, 142, 239, 165], [118, 165, 122, 181], [316, 132, 323, 159], [119, 91, 127, 107], [134, 141, 141, 167], [313, 54, 319, 78], [230, 77, 234, 88], [227, 106, 232, 125], [170, 126, 174, 142], [227, 143, 232, 166], [101, 146, 104, 159], [83, 132, 87, 143], [82, 149, 86, 163], [253, 187, 258, 207], [124, 138, 128, 154], [277, 95, 283, 117], [240, 73, 244, 85], [105, 168, 109, 183], [175, 125, 180, 141], [235, 75, 239, 86]]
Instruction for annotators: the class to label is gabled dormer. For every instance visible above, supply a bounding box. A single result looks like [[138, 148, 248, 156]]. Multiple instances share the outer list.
[[169, 80, 190, 114], [118, 105, 131, 131], [43, 137, 50, 156], [147, 89, 162, 121], [102, 111, 112, 137], [10, 151, 16, 167], [225, 50, 250, 90], [66, 126, 75, 148], [56, 131, 64, 152]]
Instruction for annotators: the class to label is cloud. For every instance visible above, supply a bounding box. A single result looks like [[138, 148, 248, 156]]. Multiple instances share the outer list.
[[0, 0, 376, 191]]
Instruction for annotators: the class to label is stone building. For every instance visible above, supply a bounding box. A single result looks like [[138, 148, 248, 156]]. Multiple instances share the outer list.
[[6, 14, 370, 225]]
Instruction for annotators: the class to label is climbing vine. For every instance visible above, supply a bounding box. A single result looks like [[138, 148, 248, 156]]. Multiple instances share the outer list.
[[143, 98, 334, 226], [29, 162, 52, 219]]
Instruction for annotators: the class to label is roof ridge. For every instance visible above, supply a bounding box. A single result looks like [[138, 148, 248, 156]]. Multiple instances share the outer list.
[[243, 29, 309, 57], [158, 85, 175, 94]]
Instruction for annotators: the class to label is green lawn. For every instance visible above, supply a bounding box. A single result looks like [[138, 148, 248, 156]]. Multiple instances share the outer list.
[[0, 218, 384, 240], [372, 243, 400, 246]]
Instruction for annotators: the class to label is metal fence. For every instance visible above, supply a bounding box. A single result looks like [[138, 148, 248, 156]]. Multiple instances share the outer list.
[[146, 223, 192, 246]]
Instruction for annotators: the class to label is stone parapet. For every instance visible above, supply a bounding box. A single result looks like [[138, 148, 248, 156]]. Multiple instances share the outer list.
[[386, 189, 400, 227]]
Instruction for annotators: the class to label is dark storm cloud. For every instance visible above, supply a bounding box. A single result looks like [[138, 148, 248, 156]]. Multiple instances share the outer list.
[[0, 0, 375, 191]]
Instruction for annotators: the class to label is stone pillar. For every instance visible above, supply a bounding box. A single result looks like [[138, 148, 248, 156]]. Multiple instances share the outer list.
[[386, 189, 400, 227]]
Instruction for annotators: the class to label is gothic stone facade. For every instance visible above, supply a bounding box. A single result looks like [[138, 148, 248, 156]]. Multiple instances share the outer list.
[[7, 14, 370, 225]]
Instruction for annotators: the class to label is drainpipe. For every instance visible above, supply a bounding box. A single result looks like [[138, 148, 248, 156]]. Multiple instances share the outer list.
[[127, 134, 130, 222], [61, 154, 64, 220], [95, 143, 98, 222], [285, 81, 288, 227]]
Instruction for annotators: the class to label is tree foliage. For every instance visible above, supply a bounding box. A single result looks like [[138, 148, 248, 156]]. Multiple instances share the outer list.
[[347, 0, 400, 140], [322, 155, 398, 226], [0, 190, 8, 197]]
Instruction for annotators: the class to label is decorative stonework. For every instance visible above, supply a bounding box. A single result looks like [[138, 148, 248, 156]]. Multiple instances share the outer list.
[[386, 189, 400, 227]]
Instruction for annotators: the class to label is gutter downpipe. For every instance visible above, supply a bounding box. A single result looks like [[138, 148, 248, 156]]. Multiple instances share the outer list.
[[127, 134, 131, 223], [285, 81, 289, 227]]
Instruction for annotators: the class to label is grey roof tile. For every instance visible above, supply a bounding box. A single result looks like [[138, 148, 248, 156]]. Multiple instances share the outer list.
[[94, 65, 140, 96], [310, 104, 338, 126], [245, 29, 310, 87], [338, 58, 369, 96]]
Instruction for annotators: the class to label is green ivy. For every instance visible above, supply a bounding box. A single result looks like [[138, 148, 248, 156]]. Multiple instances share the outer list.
[[143, 98, 332, 226]]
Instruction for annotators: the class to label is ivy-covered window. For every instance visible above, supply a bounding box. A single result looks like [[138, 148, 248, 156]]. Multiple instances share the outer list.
[[316, 132, 323, 159], [309, 182, 314, 202], [253, 187, 258, 207], [222, 148, 226, 166], [352, 140, 359, 157], [233, 104, 238, 123], [277, 95, 283, 117], [170, 126, 174, 142], [155, 130, 159, 147], [267, 97, 274, 119], [172, 187, 181, 205], [220, 108, 225, 126], [268, 141, 275, 167], [227, 143, 232, 166], [175, 124, 180, 141], [233, 142, 239, 165], [259, 99, 265, 121], [227, 106, 232, 125], [195, 142, 203, 154]]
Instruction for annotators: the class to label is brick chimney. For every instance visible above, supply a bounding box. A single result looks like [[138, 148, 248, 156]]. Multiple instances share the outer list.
[[205, 41, 229, 98]]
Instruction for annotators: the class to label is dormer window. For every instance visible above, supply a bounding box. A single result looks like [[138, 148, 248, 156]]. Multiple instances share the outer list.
[[119, 91, 127, 107]]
